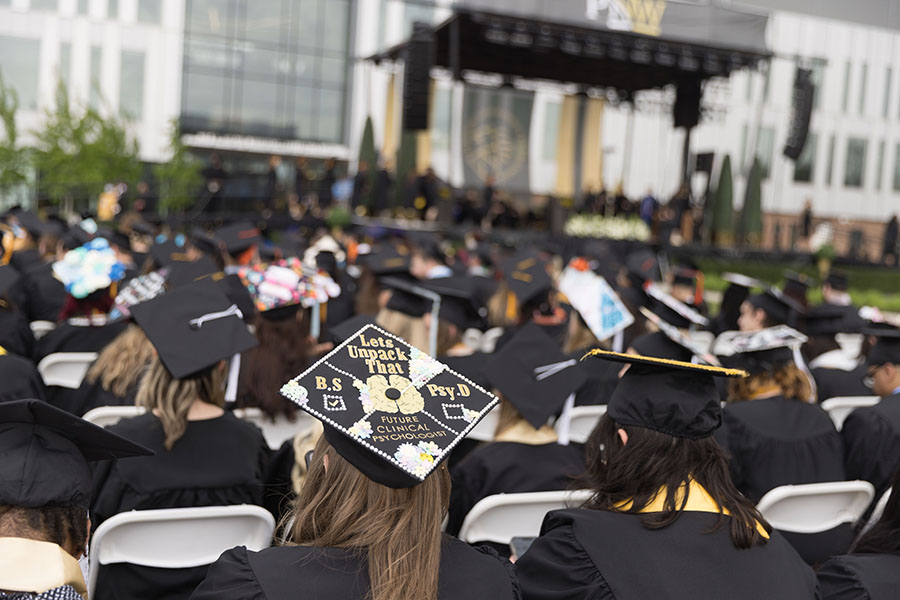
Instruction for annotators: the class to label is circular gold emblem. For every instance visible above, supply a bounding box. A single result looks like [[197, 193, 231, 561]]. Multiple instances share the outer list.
[[462, 107, 527, 185]]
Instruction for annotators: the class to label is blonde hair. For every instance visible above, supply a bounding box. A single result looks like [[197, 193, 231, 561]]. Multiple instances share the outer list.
[[727, 363, 812, 403], [494, 395, 525, 438], [135, 357, 225, 450], [289, 421, 324, 493], [288, 437, 450, 600], [85, 325, 154, 397]]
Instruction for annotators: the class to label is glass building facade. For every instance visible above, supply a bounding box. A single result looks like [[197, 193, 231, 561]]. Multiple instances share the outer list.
[[181, 0, 353, 143]]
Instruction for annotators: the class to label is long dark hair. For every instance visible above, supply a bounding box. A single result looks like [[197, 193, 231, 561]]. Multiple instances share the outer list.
[[852, 467, 900, 555], [581, 416, 771, 549], [236, 308, 311, 420]]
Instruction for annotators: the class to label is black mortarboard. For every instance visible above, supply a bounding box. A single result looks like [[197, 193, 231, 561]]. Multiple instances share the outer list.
[[639, 306, 721, 366], [214, 222, 261, 255], [382, 275, 430, 317], [714, 326, 807, 375], [582, 350, 747, 439], [62, 224, 93, 250], [150, 239, 193, 267], [165, 256, 221, 288], [421, 277, 486, 331], [280, 324, 498, 488], [721, 272, 766, 290], [485, 323, 587, 429], [97, 227, 131, 251], [500, 249, 553, 307], [131, 279, 258, 379], [747, 288, 804, 326], [783, 271, 812, 298], [358, 245, 411, 276], [825, 271, 850, 292], [13, 210, 50, 238], [625, 249, 660, 287], [189, 226, 217, 255], [672, 267, 697, 288], [805, 304, 864, 337], [864, 325, 900, 367], [0, 399, 152, 509], [643, 282, 709, 328], [0, 265, 20, 298], [327, 314, 377, 345], [631, 331, 693, 362]]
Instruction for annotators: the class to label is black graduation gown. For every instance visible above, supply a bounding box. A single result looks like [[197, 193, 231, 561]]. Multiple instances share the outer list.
[[842, 394, 900, 498], [0, 308, 34, 357], [812, 364, 869, 403], [448, 442, 586, 537], [0, 352, 45, 403], [190, 536, 520, 600], [817, 553, 900, 600], [720, 396, 845, 503], [59, 375, 137, 417], [33, 321, 127, 363], [91, 412, 271, 600], [18, 262, 66, 322], [516, 509, 818, 600]]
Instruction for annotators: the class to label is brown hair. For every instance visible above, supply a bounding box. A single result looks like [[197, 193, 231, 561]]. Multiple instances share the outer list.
[[85, 325, 154, 397], [354, 268, 382, 316], [494, 395, 525, 438], [236, 310, 310, 420], [135, 357, 225, 450], [563, 311, 602, 355], [726, 363, 811, 403], [581, 416, 771, 550], [288, 437, 450, 600]]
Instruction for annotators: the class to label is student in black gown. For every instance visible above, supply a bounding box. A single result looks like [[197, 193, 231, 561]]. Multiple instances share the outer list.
[[818, 466, 900, 599], [0, 400, 151, 600], [0, 265, 35, 358], [0, 350, 45, 403], [716, 327, 848, 564], [738, 287, 802, 331], [841, 328, 900, 499], [447, 324, 587, 538], [516, 351, 818, 599], [804, 304, 869, 402], [90, 281, 268, 600], [192, 324, 519, 600]]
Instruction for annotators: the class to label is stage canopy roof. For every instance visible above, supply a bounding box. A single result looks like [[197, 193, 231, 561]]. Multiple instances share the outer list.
[[370, 0, 771, 94]]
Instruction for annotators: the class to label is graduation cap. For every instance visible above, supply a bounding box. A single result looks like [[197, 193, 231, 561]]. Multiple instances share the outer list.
[[131, 279, 258, 379], [631, 331, 692, 363], [721, 272, 766, 290], [213, 222, 261, 255], [165, 256, 222, 288], [237, 258, 340, 318], [0, 399, 153, 509], [326, 314, 376, 345], [746, 288, 804, 326], [11, 210, 51, 238], [61, 223, 93, 250], [643, 282, 709, 328], [825, 271, 850, 292], [804, 303, 864, 337], [279, 324, 498, 488], [625, 249, 660, 286], [783, 271, 812, 298], [97, 227, 131, 251], [582, 350, 747, 439], [864, 325, 900, 367], [358, 245, 411, 276], [486, 324, 587, 429], [713, 326, 808, 374], [109, 270, 168, 321], [500, 249, 553, 307], [0, 265, 20, 298], [52, 238, 126, 299], [150, 238, 193, 267], [638, 307, 721, 365], [189, 226, 217, 255], [671, 267, 698, 287], [420, 276, 487, 331], [382, 275, 431, 317]]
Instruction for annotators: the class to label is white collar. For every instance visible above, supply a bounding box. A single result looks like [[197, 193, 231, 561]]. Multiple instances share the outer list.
[[809, 349, 858, 371]]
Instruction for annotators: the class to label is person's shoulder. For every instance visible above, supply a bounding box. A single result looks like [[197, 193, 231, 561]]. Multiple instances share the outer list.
[[817, 553, 900, 599], [441, 536, 518, 591], [106, 412, 163, 440]]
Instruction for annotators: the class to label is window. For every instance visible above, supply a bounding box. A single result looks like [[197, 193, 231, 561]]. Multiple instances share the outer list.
[[30, 0, 57, 10], [78, 0, 87, 14], [893, 143, 900, 191], [542, 101, 561, 161], [58, 42, 71, 86], [884, 67, 892, 118], [90, 46, 102, 107], [0, 36, 40, 110], [756, 127, 775, 179], [137, 0, 161, 23], [876, 140, 886, 190], [402, 0, 434, 41], [793, 132, 817, 183], [826, 135, 836, 185], [745, 72, 754, 102], [119, 51, 145, 119], [842, 62, 851, 112], [809, 60, 825, 110], [844, 137, 867, 188], [859, 64, 868, 115], [108, 0, 117, 19]]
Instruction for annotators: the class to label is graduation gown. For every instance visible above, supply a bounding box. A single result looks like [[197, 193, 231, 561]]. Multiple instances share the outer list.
[[817, 553, 900, 600], [719, 396, 845, 503], [33, 321, 127, 363], [811, 363, 870, 403], [516, 506, 818, 599], [18, 262, 66, 322], [841, 394, 900, 498], [190, 536, 520, 600], [448, 433, 586, 536], [91, 412, 271, 600], [0, 308, 34, 358], [0, 352, 45, 403]]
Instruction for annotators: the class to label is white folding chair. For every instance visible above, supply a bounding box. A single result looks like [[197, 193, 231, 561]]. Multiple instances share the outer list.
[[859, 486, 893, 536], [821, 396, 881, 431], [233, 407, 318, 449], [29, 320, 56, 339], [558, 405, 607, 444], [87, 505, 275, 598], [82, 405, 147, 428], [458, 490, 593, 545], [465, 405, 499, 442], [37, 352, 98, 389], [756, 481, 875, 534]]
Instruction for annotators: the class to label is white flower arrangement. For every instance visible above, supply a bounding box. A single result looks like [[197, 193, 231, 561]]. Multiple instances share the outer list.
[[394, 441, 441, 478], [348, 418, 373, 440], [564, 215, 651, 241], [280, 380, 308, 405]]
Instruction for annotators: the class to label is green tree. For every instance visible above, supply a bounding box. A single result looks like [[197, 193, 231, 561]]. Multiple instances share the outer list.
[[31, 82, 141, 211], [741, 157, 763, 245], [154, 120, 203, 213], [357, 116, 378, 212], [394, 129, 418, 210], [0, 71, 30, 196], [712, 154, 734, 245]]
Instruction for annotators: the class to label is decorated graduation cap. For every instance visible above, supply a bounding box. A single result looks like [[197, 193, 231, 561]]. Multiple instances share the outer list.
[[643, 281, 709, 328], [109, 270, 168, 321], [52, 238, 126, 299], [130, 279, 258, 379], [713, 326, 808, 375], [557, 263, 634, 342], [805, 303, 865, 337], [582, 350, 747, 439], [485, 323, 587, 429], [280, 324, 498, 488], [500, 248, 553, 306], [0, 399, 153, 509], [237, 258, 340, 319]]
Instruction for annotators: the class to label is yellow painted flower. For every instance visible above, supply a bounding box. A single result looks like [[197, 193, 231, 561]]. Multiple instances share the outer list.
[[366, 374, 424, 415]]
